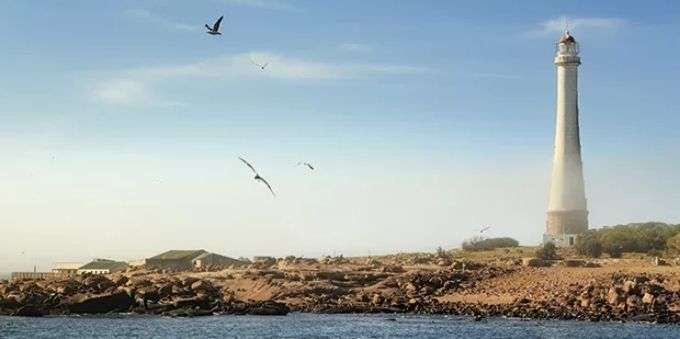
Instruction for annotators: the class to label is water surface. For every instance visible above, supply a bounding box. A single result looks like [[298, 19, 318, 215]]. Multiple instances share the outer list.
[[0, 313, 677, 338]]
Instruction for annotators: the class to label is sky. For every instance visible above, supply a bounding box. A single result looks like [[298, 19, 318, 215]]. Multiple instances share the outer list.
[[1, 0, 679, 272]]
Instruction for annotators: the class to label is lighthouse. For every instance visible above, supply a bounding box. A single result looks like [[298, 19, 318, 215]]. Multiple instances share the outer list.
[[545, 31, 588, 247]]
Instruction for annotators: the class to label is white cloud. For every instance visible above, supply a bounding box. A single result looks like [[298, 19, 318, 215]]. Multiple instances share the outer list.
[[91, 79, 150, 105], [218, 0, 295, 11], [124, 9, 197, 32], [90, 52, 429, 105], [528, 16, 625, 37], [339, 43, 373, 53]]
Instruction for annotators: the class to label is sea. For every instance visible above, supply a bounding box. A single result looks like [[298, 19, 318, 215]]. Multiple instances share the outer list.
[[0, 313, 677, 339]]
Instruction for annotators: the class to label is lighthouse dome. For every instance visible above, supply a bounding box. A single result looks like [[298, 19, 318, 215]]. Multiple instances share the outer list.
[[559, 31, 576, 44]]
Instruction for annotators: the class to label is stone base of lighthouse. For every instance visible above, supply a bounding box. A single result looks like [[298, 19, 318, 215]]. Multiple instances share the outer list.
[[543, 210, 588, 247]]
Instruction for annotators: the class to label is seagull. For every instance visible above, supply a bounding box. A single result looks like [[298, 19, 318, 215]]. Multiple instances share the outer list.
[[479, 226, 491, 234], [239, 157, 275, 196], [205, 16, 224, 35], [297, 162, 314, 171], [249, 58, 269, 70]]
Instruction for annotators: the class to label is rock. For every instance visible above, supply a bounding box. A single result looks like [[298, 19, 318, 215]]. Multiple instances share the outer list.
[[626, 295, 640, 308], [563, 260, 584, 267], [127, 279, 151, 288], [372, 294, 384, 305], [380, 265, 405, 273], [403, 282, 418, 295], [190, 280, 208, 291], [522, 258, 546, 267], [173, 296, 210, 310], [181, 277, 199, 286], [642, 293, 655, 304], [247, 301, 289, 316], [82, 275, 114, 292], [65, 291, 134, 314], [55, 284, 76, 295], [622, 281, 638, 295], [113, 276, 129, 286], [12, 305, 46, 317], [158, 284, 173, 298], [137, 287, 160, 304], [607, 287, 623, 306], [117, 286, 136, 298]]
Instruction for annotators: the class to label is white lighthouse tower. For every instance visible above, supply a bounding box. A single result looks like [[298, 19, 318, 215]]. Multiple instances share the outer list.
[[545, 31, 588, 247]]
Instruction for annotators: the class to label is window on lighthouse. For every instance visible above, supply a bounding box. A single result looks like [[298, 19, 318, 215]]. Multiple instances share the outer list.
[[556, 43, 579, 56]]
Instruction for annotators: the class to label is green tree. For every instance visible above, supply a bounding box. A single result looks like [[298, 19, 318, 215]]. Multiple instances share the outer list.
[[605, 244, 623, 258], [575, 232, 602, 258]]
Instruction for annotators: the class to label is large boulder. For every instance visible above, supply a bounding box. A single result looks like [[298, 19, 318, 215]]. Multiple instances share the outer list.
[[247, 301, 289, 316], [65, 291, 134, 314], [82, 275, 114, 292], [12, 305, 46, 317]]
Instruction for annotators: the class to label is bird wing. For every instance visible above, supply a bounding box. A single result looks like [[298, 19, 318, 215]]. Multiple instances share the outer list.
[[239, 157, 258, 175], [205, 24, 212, 31], [213, 16, 224, 31], [257, 177, 276, 196], [262, 63, 269, 69], [305, 163, 314, 170], [249, 57, 261, 67]]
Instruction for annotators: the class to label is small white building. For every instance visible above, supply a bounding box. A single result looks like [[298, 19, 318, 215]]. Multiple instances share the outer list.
[[52, 262, 83, 276]]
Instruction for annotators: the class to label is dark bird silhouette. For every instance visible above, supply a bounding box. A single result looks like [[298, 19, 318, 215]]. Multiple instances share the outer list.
[[249, 57, 269, 70], [205, 16, 224, 35], [479, 226, 491, 234], [239, 157, 275, 196], [297, 162, 314, 170]]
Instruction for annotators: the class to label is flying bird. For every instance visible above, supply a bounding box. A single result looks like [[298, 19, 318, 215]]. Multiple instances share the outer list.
[[479, 226, 491, 234], [205, 16, 224, 35], [297, 162, 314, 171], [239, 157, 276, 196], [249, 58, 269, 70]]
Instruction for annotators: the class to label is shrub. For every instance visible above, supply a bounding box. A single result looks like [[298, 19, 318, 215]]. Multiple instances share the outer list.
[[575, 232, 602, 258], [606, 244, 623, 258], [462, 237, 519, 251], [667, 233, 680, 254], [535, 242, 557, 260], [598, 222, 680, 253], [573, 222, 680, 257]]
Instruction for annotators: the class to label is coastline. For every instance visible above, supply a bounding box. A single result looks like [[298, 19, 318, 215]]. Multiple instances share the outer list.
[[2, 254, 679, 323]]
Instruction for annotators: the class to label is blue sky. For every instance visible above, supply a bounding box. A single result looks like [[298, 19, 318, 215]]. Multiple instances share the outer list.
[[1, 0, 679, 271]]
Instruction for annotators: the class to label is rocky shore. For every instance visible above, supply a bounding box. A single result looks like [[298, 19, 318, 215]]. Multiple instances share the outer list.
[[2, 255, 679, 323]]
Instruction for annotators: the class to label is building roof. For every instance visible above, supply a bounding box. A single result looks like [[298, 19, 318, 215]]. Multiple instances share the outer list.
[[149, 249, 207, 261], [79, 259, 128, 271], [192, 252, 241, 262], [559, 31, 576, 44], [53, 262, 83, 270]]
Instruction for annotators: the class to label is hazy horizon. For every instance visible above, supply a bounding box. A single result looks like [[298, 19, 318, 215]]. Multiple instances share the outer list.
[[2, 0, 679, 272]]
